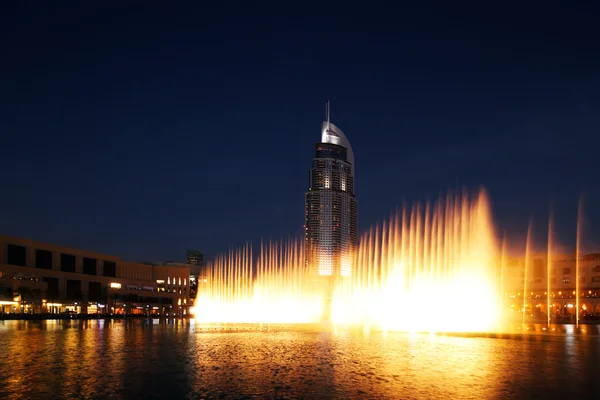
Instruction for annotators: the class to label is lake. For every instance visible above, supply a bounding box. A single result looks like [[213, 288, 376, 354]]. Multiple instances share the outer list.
[[1, 319, 599, 399]]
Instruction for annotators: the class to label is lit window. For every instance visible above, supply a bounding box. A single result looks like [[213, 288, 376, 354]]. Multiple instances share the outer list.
[[109, 282, 122, 289]]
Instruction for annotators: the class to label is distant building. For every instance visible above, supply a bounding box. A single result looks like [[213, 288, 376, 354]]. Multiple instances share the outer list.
[[305, 102, 358, 277], [186, 250, 204, 266], [503, 252, 600, 319], [0, 235, 190, 316], [145, 260, 202, 302]]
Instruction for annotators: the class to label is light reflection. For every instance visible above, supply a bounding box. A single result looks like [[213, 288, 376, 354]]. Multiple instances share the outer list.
[[0, 321, 599, 398]]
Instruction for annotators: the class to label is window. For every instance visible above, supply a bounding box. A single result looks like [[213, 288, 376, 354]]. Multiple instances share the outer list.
[[533, 259, 544, 278], [103, 261, 116, 277], [562, 268, 571, 274], [61, 254, 76, 273], [35, 249, 53, 270], [83, 257, 97, 275], [594, 265, 600, 273], [88, 282, 102, 302], [562, 277, 571, 284], [592, 276, 600, 283], [43, 277, 59, 300], [7, 244, 27, 266], [66, 280, 82, 300]]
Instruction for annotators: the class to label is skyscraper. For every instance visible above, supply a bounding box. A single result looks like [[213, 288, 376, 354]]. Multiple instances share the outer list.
[[305, 102, 358, 277], [186, 250, 204, 266]]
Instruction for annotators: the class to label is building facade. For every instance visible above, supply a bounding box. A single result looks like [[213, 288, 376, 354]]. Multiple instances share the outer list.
[[186, 250, 204, 266], [0, 235, 190, 316], [305, 102, 358, 277], [143, 260, 202, 308], [502, 252, 600, 319]]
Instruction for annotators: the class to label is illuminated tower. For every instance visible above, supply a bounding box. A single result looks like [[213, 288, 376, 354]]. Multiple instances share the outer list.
[[305, 102, 357, 276]]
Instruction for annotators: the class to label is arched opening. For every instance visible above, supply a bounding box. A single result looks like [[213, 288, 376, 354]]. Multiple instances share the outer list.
[[549, 303, 560, 317], [562, 303, 576, 316], [580, 302, 593, 317], [534, 303, 546, 320]]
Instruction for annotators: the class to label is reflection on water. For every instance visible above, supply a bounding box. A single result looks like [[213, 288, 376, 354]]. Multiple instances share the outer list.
[[1, 320, 600, 399]]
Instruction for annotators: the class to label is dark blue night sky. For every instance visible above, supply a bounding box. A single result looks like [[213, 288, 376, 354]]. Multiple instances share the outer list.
[[1, 1, 599, 261]]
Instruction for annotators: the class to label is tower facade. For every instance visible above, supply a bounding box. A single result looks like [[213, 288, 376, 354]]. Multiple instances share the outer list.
[[305, 102, 358, 276], [186, 250, 203, 266]]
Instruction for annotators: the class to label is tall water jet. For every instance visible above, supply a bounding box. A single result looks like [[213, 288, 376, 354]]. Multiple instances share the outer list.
[[576, 195, 584, 328], [547, 210, 553, 327], [196, 187, 501, 333], [500, 234, 507, 315], [523, 219, 533, 327], [195, 239, 323, 324], [331, 187, 500, 332]]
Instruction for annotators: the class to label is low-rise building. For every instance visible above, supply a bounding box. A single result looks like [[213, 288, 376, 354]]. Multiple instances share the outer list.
[[140, 260, 202, 312], [502, 252, 600, 318], [0, 235, 190, 316]]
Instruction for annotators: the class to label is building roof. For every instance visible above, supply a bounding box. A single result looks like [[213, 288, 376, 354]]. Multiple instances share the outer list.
[[321, 121, 354, 175]]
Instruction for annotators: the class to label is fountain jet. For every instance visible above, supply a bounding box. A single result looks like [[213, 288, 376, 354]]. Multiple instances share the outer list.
[[195, 188, 501, 333]]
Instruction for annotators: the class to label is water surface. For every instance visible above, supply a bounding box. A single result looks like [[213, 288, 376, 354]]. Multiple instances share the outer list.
[[1, 320, 598, 399]]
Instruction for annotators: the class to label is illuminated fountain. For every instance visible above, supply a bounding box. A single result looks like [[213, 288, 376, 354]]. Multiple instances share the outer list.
[[193, 188, 502, 332], [331, 188, 500, 332], [194, 241, 322, 324], [514, 194, 588, 330]]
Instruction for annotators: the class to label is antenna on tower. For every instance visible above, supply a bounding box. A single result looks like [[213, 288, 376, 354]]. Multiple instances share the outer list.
[[326, 100, 331, 131]]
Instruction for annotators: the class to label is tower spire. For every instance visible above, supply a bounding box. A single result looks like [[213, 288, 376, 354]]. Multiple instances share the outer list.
[[326, 100, 331, 131]]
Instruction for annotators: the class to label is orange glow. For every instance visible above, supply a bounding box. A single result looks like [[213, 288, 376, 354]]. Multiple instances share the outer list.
[[194, 241, 323, 324], [331, 189, 499, 333], [195, 189, 501, 332]]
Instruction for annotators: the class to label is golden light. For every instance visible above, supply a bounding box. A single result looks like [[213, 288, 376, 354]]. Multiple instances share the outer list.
[[193, 189, 502, 333]]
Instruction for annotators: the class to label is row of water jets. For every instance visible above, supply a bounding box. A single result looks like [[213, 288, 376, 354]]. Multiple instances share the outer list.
[[194, 188, 586, 332], [515, 197, 586, 329]]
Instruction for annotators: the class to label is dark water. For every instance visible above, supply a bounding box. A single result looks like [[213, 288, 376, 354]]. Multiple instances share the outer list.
[[1, 320, 599, 399]]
